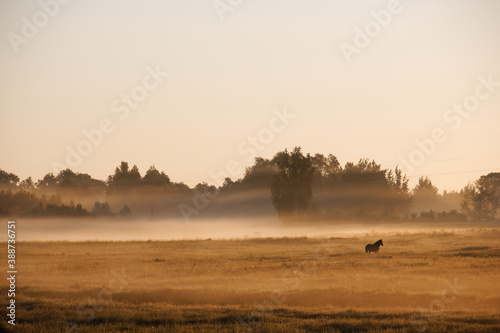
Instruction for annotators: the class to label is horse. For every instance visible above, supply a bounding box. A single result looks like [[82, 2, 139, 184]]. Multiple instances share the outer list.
[[365, 239, 383, 254]]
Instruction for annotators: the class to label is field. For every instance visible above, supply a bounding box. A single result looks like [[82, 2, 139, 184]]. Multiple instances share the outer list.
[[2, 227, 500, 332]]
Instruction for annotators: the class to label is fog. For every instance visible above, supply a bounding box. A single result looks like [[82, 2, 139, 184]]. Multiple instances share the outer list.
[[3, 217, 491, 242]]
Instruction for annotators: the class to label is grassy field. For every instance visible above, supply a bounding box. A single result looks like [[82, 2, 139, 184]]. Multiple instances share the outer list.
[[2, 228, 500, 332]]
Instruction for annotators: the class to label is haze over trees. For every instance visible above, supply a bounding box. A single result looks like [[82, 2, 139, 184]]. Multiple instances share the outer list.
[[271, 147, 315, 222], [0, 147, 498, 223]]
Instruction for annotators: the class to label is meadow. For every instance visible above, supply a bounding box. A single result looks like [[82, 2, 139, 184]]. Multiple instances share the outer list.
[[1, 227, 500, 332]]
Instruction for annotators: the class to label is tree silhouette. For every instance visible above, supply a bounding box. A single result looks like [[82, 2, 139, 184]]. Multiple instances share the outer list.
[[412, 176, 439, 213], [118, 204, 132, 217], [332, 159, 388, 219], [19, 177, 35, 191], [0, 189, 38, 216], [241, 157, 277, 188], [107, 162, 142, 192], [319, 161, 411, 220], [142, 166, 171, 187], [0, 169, 19, 189], [36, 169, 105, 190], [311, 153, 340, 186], [462, 172, 500, 221], [194, 182, 218, 196], [385, 167, 412, 218], [271, 147, 315, 222], [36, 173, 58, 188], [91, 202, 113, 216], [413, 176, 438, 196]]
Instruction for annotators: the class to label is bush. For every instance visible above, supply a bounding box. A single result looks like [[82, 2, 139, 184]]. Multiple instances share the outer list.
[[413, 209, 467, 223], [118, 204, 132, 217], [91, 202, 113, 216]]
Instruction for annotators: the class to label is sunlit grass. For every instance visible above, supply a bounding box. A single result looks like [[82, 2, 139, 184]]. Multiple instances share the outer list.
[[1, 228, 499, 332]]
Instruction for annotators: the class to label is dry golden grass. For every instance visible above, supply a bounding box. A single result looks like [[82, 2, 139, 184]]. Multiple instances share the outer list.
[[1, 228, 500, 332]]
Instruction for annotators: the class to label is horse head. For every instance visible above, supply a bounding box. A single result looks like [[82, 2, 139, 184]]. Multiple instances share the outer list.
[[378, 239, 383, 246]]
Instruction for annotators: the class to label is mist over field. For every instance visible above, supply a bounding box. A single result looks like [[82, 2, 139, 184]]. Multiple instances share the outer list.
[[2, 0, 500, 331], [1, 148, 499, 332], [4, 217, 497, 242], [2, 228, 500, 332]]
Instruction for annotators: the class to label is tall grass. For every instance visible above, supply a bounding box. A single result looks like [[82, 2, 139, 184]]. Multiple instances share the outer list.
[[1, 228, 499, 332]]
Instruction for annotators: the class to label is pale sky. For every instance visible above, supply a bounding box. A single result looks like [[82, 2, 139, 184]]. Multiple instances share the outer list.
[[1, 0, 499, 192]]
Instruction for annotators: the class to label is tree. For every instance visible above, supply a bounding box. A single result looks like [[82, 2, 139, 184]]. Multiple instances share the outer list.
[[242, 157, 277, 188], [142, 166, 171, 187], [194, 182, 218, 196], [118, 204, 132, 217], [271, 147, 315, 222], [39, 202, 90, 217], [38, 169, 105, 189], [385, 167, 412, 217], [412, 176, 439, 213], [19, 177, 35, 191], [0, 189, 39, 216], [342, 159, 387, 187], [462, 173, 500, 221], [221, 177, 235, 189], [334, 159, 388, 219], [0, 169, 19, 189], [413, 176, 438, 196], [320, 161, 411, 221], [57, 169, 78, 187], [36, 173, 58, 188], [107, 162, 141, 192], [91, 202, 113, 216], [311, 153, 340, 186]]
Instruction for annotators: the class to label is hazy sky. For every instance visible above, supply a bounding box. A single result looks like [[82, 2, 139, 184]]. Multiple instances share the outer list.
[[1, 0, 499, 192]]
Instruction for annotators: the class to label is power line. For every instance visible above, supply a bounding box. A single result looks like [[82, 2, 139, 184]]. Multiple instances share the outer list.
[[419, 153, 500, 164], [172, 153, 500, 184], [408, 168, 500, 179], [381, 152, 500, 170], [7, 152, 499, 186]]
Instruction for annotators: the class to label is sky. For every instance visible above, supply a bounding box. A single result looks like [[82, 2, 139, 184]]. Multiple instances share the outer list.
[[1, 0, 499, 192]]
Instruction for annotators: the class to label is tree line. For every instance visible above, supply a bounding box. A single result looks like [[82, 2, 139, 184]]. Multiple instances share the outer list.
[[0, 147, 498, 223]]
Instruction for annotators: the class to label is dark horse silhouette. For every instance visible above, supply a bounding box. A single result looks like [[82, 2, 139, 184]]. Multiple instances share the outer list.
[[365, 239, 383, 254]]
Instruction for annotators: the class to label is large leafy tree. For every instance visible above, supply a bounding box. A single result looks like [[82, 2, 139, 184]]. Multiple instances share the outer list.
[[142, 166, 171, 187], [311, 153, 340, 186], [320, 159, 411, 220], [412, 176, 439, 212], [241, 157, 277, 188], [271, 147, 315, 222], [37, 173, 57, 188], [107, 161, 142, 192], [0, 169, 19, 189], [36, 170, 104, 189], [413, 176, 438, 196], [462, 172, 500, 221], [385, 167, 412, 217]]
